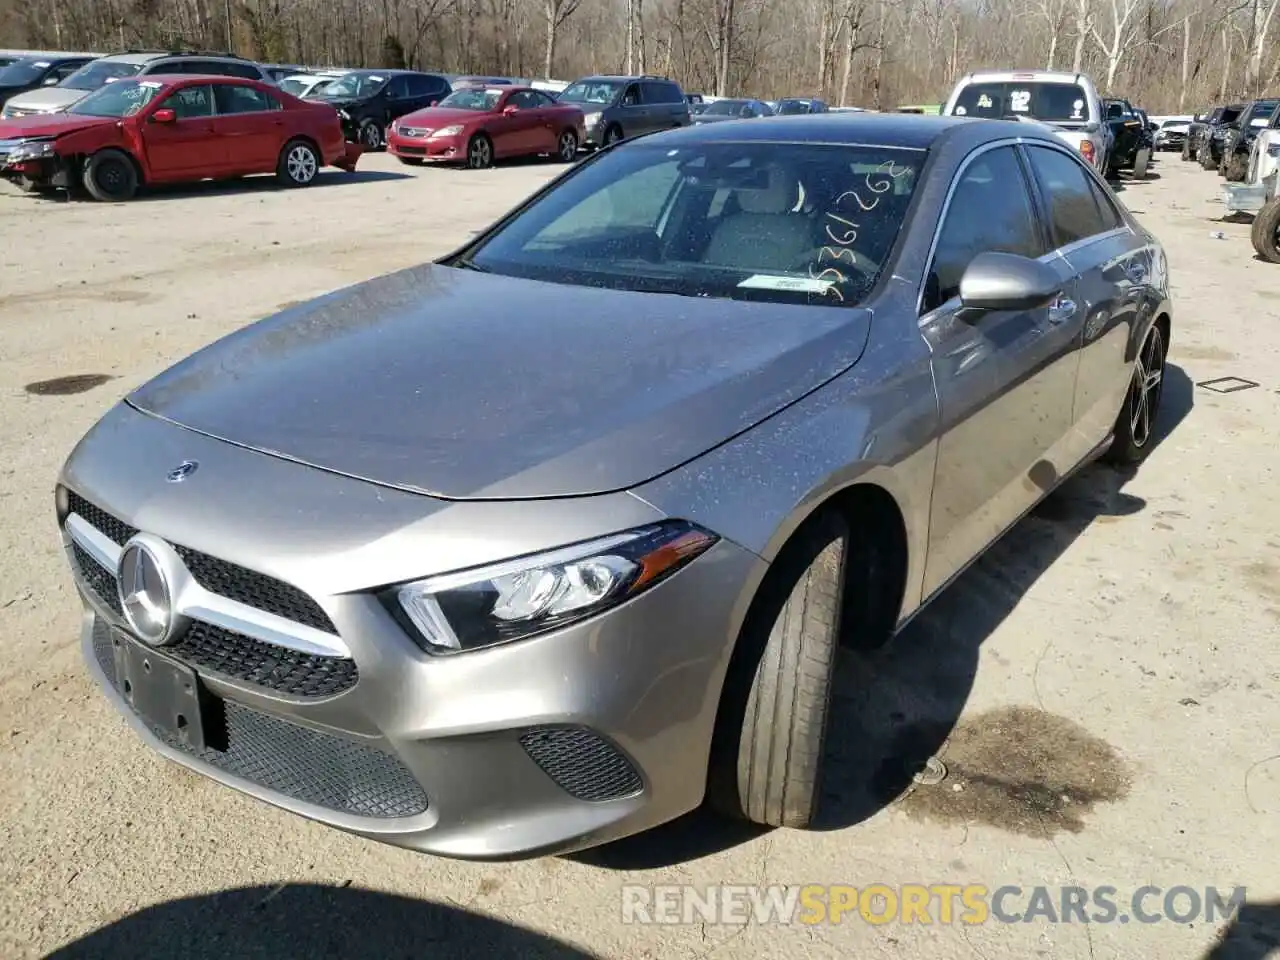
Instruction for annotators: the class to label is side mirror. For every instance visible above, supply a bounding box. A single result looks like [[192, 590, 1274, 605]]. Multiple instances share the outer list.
[[503, 104, 518, 115], [958, 252, 1062, 315], [151, 108, 177, 123], [43, 76, 61, 86]]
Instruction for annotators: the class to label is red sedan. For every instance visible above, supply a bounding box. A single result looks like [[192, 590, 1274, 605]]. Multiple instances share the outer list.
[[0, 74, 361, 201], [387, 86, 584, 169]]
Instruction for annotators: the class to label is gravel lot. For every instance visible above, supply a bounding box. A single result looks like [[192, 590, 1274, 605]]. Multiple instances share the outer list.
[[1, 152, 1278, 960]]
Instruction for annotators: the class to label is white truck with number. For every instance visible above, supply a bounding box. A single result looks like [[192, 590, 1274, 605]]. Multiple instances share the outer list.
[[942, 70, 1110, 176]]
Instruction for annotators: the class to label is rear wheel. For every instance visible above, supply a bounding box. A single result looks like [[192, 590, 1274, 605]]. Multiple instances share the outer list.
[[276, 139, 320, 187], [708, 511, 847, 828], [82, 149, 138, 202], [1250, 197, 1280, 263], [1200, 146, 1217, 170], [1180, 139, 1191, 161], [1133, 147, 1150, 179], [359, 119, 384, 151], [1104, 323, 1167, 465]]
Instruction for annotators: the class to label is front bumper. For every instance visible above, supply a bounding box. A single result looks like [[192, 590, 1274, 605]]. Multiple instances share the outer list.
[[387, 131, 465, 163], [62, 402, 765, 860], [0, 152, 70, 188]]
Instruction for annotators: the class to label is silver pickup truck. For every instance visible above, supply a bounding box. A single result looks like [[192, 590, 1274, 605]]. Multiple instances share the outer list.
[[942, 70, 1110, 176]]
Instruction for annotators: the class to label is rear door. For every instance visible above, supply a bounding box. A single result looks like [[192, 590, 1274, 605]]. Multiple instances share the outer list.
[[382, 75, 414, 122], [508, 89, 554, 153], [919, 144, 1074, 597], [211, 83, 285, 171], [616, 82, 651, 137], [1024, 144, 1146, 458], [142, 83, 220, 178]]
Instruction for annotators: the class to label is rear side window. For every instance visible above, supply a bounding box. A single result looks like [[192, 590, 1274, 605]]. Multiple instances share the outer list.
[[406, 74, 438, 97], [1023, 145, 1111, 246], [643, 81, 682, 103], [220, 62, 265, 80], [953, 81, 1090, 123], [927, 146, 1044, 310], [214, 84, 280, 114]]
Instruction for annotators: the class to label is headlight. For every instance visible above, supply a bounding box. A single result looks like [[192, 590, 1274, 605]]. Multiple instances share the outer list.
[[385, 520, 718, 654], [583, 111, 602, 126], [429, 125, 463, 138], [5, 139, 54, 163]]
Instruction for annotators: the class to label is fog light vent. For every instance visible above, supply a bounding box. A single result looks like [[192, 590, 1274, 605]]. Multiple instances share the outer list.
[[519, 727, 643, 802]]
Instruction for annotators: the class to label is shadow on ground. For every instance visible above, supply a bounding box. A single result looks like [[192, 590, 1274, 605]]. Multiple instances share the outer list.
[[45, 883, 597, 960], [10, 169, 413, 204], [1203, 901, 1280, 959], [577, 364, 1194, 869]]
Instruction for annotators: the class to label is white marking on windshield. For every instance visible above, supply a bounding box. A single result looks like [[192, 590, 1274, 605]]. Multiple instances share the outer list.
[[738, 274, 834, 293]]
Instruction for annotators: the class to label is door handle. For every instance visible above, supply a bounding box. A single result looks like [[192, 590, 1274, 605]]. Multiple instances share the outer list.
[[1048, 297, 1076, 324]]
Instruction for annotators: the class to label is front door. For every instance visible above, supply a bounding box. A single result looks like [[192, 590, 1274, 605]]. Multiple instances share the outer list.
[[142, 84, 218, 179], [920, 144, 1073, 597], [211, 83, 285, 172]]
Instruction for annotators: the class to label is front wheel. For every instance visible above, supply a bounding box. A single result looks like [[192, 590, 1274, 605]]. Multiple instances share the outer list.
[[708, 511, 847, 828], [1224, 153, 1248, 182], [466, 134, 493, 170], [1104, 323, 1166, 465], [1180, 139, 1191, 162], [602, 124, 624, 147], [1200, 146, 1216, 170], [82, 149, 138, 202], [1133, 147, 1150, 180], [276, 139, 320, 187], [556, 129, 578, 162], [359, 119, 384, 151], [1250, 197, 1280, 263]]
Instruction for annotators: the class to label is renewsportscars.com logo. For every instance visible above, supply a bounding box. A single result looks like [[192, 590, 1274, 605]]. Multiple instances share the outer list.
[[621, 884, 1248, 926]]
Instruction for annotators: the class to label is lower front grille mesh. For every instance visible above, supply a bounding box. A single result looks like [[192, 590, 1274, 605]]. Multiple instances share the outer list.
[[91, 622, 427, 819], [519, 727, 643, 802]]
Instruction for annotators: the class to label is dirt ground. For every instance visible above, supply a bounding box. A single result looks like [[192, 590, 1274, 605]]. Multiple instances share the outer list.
[[1, 151, 1277, 960]]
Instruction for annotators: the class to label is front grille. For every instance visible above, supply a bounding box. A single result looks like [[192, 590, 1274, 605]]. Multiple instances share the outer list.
[[67, 494, 355, 697], [519, 727, 643, 802], [71, 542, 123, 617], [92, 622, 426, 819], [400, 127, 428, 138], [66, 492, 337, 633], [169, 620, 358, 698]]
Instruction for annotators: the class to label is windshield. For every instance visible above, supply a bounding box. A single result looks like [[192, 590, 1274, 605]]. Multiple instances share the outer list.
[[462, 141, 923, 308], [67, 79, 165, 118], [0, 58, 50, 85], [558, 80, 620, 105], [319, 73, 387, 99], [777, 100, 812, 115], [278, 76, 316, 96], [952, 81, 1092, 123], [58, 59, 143, 91], [437, 88, 503, 110], [1246, 101, 1280, 126]]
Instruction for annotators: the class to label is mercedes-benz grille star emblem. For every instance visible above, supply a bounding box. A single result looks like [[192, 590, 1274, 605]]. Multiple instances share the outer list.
[[166, 460, 199, 483], [117, 541, 175, 645]]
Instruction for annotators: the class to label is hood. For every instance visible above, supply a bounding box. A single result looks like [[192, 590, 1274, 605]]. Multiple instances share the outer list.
[[0, 112, 111, 140], [128, 264, 872, 501], [397, 107, 486, 128], [3, 85, 87, 113]]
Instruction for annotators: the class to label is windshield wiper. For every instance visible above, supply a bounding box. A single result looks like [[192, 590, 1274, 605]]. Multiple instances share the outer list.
[[450, 256, 490, 273]]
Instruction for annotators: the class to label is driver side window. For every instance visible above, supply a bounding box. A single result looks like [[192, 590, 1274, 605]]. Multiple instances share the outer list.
[[158, 85, 214, 120], [621, 84, 640, 107], [924, 146, 1045, 313]]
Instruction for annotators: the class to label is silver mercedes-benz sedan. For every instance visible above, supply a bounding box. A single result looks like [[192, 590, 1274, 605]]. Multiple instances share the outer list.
[[57, 114, 1171, 860]]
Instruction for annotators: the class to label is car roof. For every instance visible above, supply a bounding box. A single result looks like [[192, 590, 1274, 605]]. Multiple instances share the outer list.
[[646, 113, 1024, 150], [140, 73, 263, 85]]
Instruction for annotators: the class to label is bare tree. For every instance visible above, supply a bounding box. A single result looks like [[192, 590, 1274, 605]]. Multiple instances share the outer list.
[[543, 0, 582, 79]]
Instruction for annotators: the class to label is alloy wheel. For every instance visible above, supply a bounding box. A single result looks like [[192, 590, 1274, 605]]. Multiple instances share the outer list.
[[1128, 328, 1165, 448], [287, 145, 318, 183], [558, 131, 577, 161], [469, 137, 491, 168], [362, 123, 382, 149]]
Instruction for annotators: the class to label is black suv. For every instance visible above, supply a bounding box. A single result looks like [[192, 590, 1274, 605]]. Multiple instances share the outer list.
[[1103, 98, 1154, 176], [556, 75, 691, 147], [776, 97, 829, 115], [1219, 97, 1280, 181], [0, 54, 98, 107], [1199, 102, 1245, 169], [309, 69, 452, 149]]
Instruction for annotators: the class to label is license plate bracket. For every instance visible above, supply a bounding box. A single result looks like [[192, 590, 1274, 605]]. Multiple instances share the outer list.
[[112, 630, 210, 751]]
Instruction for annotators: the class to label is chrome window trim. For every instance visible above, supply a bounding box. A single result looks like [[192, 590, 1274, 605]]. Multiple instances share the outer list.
[[65, 511, 352, 659]]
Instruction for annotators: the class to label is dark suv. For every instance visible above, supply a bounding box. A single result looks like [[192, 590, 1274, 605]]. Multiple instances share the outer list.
[[0, 54, 99, 108], [1219, 97, 1280, 181], [1199, 102, 1245, 170], [557, 75, 690, 147], [308, 69, 452, 149]]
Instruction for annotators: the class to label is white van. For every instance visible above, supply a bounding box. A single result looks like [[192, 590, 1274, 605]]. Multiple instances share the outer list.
[[942, 70, 1110, 175]]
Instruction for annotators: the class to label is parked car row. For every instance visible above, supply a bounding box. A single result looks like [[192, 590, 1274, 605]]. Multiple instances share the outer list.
[[1192, 96, 1280, 262]]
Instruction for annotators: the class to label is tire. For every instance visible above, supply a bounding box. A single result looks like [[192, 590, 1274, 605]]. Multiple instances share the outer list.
[[1180, 139, 1191, 162], [1104, 322, 1167, 465], [82, 149, 138, 202], [602, 124, 624, 147], [555, 128, 578, 162], [465, 133, 493, 169], [1251, 197, 1280, 263], [1200, 145, 1217, 170], [1224, 153, 1248, 182], [358, 119, 384, 151], [1133, 147, 1150, 180], [276, 138, 320, 187], [708, 510, 847, 828], [397, 156, 424, 166]]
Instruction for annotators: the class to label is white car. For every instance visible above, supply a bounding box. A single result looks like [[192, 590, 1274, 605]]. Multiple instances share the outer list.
[[1151, 115, 1194, 151], [942, 70, 1109, 175], [277, 71, 348, 99]]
